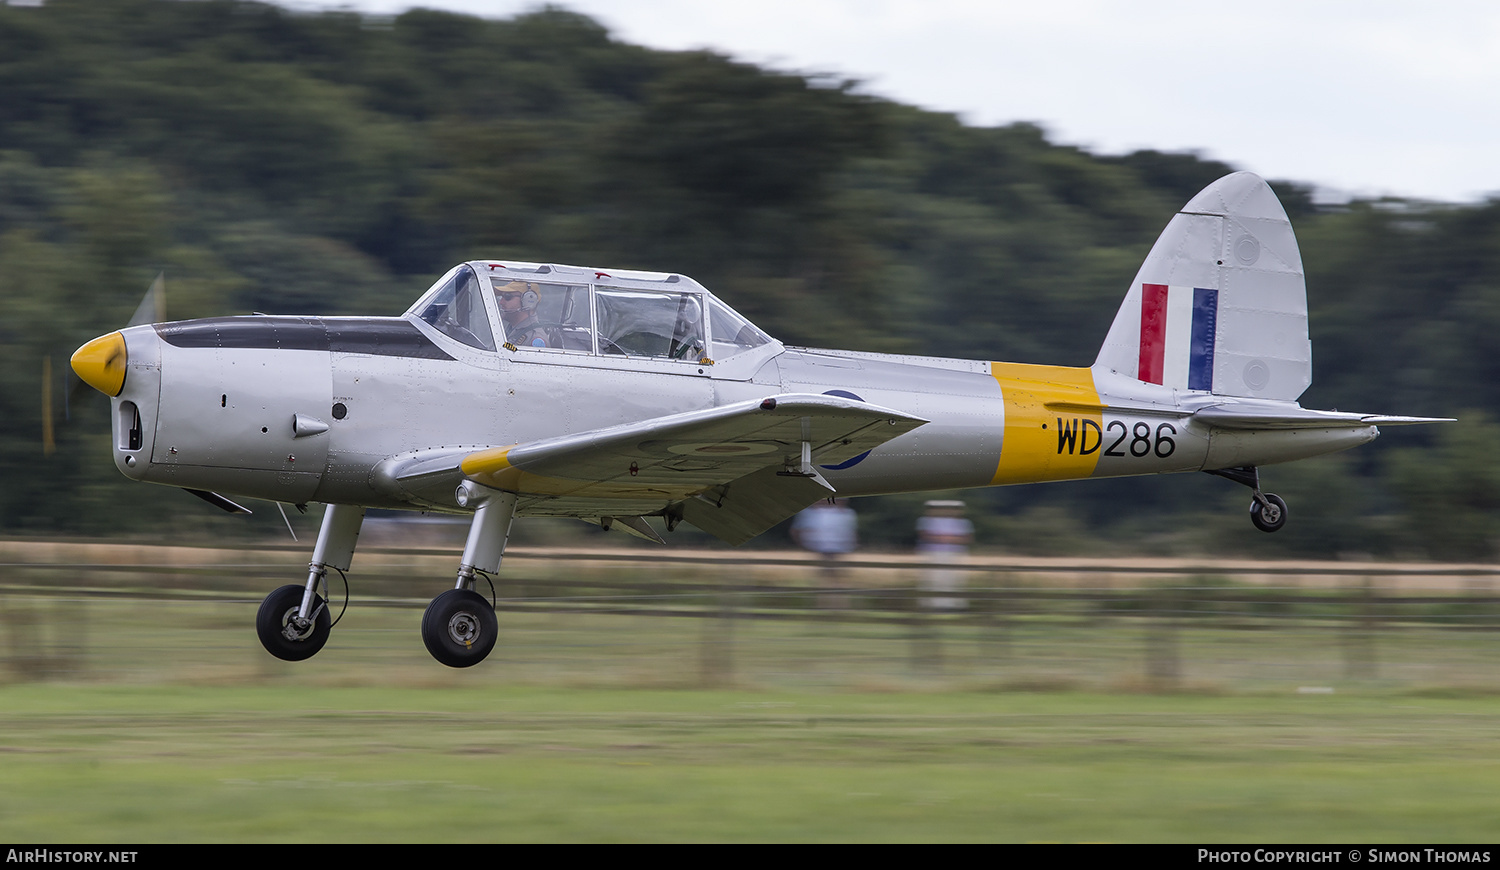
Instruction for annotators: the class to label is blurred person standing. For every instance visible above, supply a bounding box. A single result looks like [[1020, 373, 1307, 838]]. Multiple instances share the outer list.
[[917, 500, 973, 610], [792, 498, 858, 608]]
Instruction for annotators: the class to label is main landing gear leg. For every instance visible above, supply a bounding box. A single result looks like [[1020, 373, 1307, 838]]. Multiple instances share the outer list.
[[1204, 466, 1288, 533], [422, 483, 515, 668], [257, 504, 366, 661]]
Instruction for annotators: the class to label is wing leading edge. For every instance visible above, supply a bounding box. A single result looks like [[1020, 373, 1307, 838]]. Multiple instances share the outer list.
[[372, 394, 927, 544]]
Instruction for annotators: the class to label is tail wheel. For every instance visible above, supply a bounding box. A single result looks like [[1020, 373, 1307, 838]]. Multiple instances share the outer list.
[[256, 584, 331, 661], [422, 589, 498, 668], [1250, 493, 1288, 533]]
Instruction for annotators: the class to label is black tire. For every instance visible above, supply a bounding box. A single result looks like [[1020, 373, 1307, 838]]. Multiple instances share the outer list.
[[422, 589, 498, 668], [1250, 493, 1288, 533], [256, 584, 331, 661]]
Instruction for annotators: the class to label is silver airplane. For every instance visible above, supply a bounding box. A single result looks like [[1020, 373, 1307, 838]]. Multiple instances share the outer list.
[[70, 172, 1446, 667]]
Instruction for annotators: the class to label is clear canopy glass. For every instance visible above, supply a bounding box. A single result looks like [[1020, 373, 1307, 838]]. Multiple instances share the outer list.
[[408, 263, 775, 363], [414, 265, 494, 351]]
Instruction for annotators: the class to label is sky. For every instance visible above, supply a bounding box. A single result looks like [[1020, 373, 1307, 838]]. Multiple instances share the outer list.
[[282, 0, 1500, 203]]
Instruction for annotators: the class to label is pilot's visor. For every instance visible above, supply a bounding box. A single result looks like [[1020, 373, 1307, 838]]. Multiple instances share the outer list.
[[71, 331, 128, 397]]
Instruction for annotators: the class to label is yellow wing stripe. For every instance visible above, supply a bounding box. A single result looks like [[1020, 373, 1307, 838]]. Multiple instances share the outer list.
[[990, 362, 1104, 486], [460, 446, 514, 477]]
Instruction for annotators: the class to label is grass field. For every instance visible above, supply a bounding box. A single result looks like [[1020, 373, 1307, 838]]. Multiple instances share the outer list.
[[2, 684, 1499, 842], [2, 592, 1500, 842]]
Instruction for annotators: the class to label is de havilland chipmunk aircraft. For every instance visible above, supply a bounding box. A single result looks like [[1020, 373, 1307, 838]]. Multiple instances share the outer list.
[[69, 171, 1447, 667]]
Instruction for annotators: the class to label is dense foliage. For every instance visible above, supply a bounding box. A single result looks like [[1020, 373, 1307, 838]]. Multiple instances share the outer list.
[[1, 0, 1491, 557]]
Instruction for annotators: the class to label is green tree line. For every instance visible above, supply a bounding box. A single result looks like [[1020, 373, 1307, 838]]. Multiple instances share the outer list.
[[0, 0, 1492, 558]]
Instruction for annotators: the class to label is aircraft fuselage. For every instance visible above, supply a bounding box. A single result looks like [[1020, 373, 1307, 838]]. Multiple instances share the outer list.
[[104, 314, 1377, 514]]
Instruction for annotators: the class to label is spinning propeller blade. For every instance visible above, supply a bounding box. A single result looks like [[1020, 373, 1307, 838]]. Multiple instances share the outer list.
[[127, 272, 166, 328]]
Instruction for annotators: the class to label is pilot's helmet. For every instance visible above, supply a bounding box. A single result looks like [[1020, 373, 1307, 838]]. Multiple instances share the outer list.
[[496, 280, 540, 312]]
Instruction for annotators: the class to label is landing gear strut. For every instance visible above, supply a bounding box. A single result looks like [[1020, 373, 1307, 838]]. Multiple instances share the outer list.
[[256, 504, 365, 661], [1204, 466, 1288, 533], [418, 483, 517, 668], [256, 488, 518, 667]]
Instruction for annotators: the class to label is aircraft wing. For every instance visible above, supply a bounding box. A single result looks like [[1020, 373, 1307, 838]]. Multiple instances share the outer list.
[[1193, 402, 1454, 430], [374, 393, 927, 543]]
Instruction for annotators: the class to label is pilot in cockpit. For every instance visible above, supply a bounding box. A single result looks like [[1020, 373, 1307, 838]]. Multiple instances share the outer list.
[[495, 280, 556, 348]]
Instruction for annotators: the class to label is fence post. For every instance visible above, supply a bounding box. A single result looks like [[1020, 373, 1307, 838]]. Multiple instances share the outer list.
[[0, 596, 42, 680], [909, 585, 943, 674], [55, 596, 86, 677], [1089, 574, 1113, 627], [1342, 575, 1378, 680], [1490, 575, 1500, 632], [699, 583, 736, 687], [1145, 584, 1180, 689], [980, 572, 1011, 662], [1, 595, 84, 681], [1466, 575, 1496, 630]]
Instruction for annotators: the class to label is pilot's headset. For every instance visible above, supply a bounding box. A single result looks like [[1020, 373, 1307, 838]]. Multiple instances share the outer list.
[[498, 280, 539, 313]]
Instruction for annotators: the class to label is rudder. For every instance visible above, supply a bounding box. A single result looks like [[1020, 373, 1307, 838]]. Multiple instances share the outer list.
[[1093, 172, 1311, 401]]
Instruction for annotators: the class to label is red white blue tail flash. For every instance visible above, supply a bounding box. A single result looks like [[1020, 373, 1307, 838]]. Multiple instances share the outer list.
[[1137, 284, 1217, 391]]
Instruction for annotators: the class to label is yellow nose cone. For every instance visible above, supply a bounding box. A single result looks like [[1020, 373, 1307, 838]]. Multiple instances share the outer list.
[[70, 331, 128, 397]]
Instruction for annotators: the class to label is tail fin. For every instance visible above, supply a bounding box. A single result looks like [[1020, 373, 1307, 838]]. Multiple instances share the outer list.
[[1093, 172, 1311, 401]]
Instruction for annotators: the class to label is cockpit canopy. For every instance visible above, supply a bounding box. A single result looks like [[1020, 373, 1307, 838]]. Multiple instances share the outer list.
[[407, 261, 775, 363]]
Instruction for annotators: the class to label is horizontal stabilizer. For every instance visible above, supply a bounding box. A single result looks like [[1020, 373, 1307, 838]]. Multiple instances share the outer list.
[[1358, 415, 1459, 426], [1194, 402, 1453, 430]]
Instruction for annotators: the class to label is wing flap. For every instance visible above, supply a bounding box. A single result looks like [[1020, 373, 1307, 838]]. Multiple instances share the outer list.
[[680, 466, 838, 546]]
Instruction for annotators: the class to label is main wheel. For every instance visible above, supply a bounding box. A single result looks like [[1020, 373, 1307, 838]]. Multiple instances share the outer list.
[[422, 589, 498, 668], [257, 584, 331, 661], [1250, 493, 1288, 533]]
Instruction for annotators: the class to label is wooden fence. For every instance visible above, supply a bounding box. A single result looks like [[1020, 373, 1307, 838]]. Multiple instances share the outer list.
[[1, 538, 1497, 689]]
